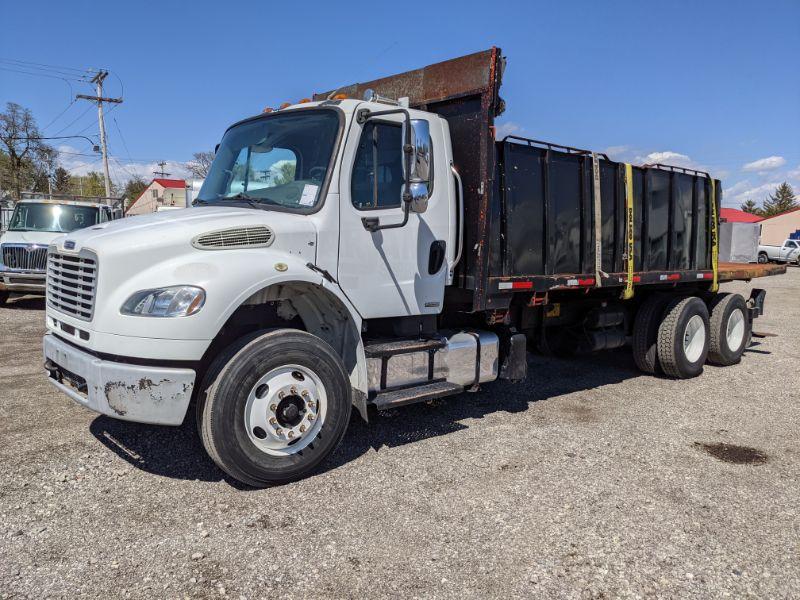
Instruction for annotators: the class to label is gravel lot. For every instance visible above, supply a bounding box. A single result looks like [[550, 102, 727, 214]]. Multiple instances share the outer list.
[[1, 269, 798, 599]]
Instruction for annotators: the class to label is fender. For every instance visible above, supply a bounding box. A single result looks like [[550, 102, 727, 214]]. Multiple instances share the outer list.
[[210, 253, 369, 416]]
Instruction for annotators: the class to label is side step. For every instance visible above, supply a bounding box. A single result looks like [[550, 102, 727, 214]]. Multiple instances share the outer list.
[[364, 337, 445, 358], [372, 381, 463, 410]]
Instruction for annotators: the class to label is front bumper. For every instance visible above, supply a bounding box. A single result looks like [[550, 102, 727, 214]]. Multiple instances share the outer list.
[[0, 268, 46, 293], [43, 333, 196, 425]]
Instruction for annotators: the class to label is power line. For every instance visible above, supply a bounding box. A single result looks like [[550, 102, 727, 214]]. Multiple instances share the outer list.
[[41, 99, 78, 131], [112, 117, 133, 162], [51, 103, 95, 136], [0, 57, 97, 77]]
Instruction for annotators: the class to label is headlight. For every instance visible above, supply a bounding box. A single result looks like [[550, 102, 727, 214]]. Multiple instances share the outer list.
[[121, 286, 205, 317]]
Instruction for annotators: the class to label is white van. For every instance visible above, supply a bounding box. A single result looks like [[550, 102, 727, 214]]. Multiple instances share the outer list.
[[0, 199, 114, 304]]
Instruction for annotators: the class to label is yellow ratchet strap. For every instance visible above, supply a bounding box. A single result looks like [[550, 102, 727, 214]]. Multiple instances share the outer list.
[[622, 163, 635, 300], [709, 177, 719, 292]]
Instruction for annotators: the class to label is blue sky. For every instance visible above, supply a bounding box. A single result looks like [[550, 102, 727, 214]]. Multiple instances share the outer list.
[[1, 0, 798, 208]]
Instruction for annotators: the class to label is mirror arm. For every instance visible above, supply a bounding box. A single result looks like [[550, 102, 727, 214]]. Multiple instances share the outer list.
[[357, 107, 414, 233]]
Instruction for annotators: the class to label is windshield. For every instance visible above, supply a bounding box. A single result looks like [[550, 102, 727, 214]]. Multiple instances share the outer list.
[[8, 203, 100, 233], [197, 109, 340, 212]]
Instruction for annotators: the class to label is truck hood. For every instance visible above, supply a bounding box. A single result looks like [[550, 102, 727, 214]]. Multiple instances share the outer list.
[[52, 206, 316, 256], [0, 230, 62, 246]]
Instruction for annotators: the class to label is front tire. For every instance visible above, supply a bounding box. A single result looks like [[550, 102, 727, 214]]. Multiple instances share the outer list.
[[657, 296, 710, 379], [707, 293, 750, 366], [199, 329, 352, 487]]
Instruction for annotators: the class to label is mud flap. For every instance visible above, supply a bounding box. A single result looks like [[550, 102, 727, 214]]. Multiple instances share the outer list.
[[499, 333, 527, 382]]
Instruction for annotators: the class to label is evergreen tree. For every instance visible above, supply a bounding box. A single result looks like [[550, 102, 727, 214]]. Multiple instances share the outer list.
[[52, 167, 72, 194], [740, 198, 762, 215], [762, 182, 797, 217]]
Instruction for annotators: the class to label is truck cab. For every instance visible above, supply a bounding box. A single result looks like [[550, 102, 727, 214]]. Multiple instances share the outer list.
[[0, 199, 114, 304]]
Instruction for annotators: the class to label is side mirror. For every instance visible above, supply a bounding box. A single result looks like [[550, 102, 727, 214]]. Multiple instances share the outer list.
[[403, 119, 432, 213]]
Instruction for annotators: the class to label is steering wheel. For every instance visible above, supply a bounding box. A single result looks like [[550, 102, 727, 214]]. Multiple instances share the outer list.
[[309, 166, 326, 183]]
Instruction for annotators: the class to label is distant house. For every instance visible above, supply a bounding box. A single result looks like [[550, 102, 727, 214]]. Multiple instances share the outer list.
[[757, 207, 800, 245], [126, 179, 187, 215], [720, 208, 762, 224]]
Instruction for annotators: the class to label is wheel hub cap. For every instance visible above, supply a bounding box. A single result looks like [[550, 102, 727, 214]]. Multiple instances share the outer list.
[[726, 308, 745, 351], [683, 314, 706, 363], [244, 365, 327, 456]]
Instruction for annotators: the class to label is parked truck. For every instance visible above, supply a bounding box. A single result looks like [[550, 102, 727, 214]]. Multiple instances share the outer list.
[[42, 49, 785, 487], [758, 239, 800, 264], [1, 198, 116, 304]]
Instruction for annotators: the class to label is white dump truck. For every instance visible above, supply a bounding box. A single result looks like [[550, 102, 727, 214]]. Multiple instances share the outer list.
[[42, 49, 783, 487], [1, 198, 115, 304]]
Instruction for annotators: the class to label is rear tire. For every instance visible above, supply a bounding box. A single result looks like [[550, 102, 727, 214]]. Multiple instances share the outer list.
[[632, 294, 670, 374], [199, 329, 352, 487], [707, 293, 750, 366], [657, 296, 710, 379], [757, 252, 768, 264], [0, 291, 8, 305]]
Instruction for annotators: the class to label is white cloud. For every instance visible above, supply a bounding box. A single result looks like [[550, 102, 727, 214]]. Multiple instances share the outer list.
[[56, 145, 191, 189], [722, 179, 782, 208], [494, 121, 522, 139], [638, 151, 694, 167], [742, 155, 786, 172], [602, 145, 630, 159]]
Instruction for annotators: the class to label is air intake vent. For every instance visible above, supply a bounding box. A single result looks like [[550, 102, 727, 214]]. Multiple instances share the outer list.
[[192, 226, 274, 250]]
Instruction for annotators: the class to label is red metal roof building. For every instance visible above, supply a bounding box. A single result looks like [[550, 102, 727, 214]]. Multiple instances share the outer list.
[[719, 208, 762, 223]]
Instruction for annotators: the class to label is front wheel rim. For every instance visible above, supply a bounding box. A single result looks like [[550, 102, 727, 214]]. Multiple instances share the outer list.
[[683, 314, 706, 363], [726, 308, 746, 352], [243, 364, 327, 456]]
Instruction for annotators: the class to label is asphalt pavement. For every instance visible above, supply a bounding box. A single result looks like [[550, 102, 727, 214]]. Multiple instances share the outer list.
[[1, 269, 798, 599]]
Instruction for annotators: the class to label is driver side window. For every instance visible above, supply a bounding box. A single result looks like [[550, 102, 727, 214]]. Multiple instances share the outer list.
[[351, 122, 403, 210]]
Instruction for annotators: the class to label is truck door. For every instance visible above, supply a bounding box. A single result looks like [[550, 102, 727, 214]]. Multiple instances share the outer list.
[[337, 112, 452, 319], [781, 240, 798, 261]]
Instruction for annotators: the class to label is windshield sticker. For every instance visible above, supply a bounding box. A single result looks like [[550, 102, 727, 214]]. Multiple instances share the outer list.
[[299, 184, 319, 207]]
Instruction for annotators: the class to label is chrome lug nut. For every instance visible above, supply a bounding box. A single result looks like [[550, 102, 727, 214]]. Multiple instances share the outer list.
[[287, 431, 295, 439], [270, 403, 277, 411]]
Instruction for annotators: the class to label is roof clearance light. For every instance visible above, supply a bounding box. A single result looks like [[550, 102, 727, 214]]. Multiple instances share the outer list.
[[332, 94, 347, 100], [262, 107, 274, 113], [278, 102, 291, 110], [298, 98, 311, 104]]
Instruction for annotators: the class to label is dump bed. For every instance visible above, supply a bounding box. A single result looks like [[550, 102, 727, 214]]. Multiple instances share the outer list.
[[317, 48, 784, 311]]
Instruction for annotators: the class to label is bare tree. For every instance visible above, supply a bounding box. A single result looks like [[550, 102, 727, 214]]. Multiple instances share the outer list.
[[0, 102, 55, 199], [185, 151, 214, 179]]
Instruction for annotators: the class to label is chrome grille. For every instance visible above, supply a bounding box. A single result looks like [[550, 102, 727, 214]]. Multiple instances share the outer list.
[[193, 226, 273, 249], [2, 244, 49, 272], [47, 250, 98, 321]]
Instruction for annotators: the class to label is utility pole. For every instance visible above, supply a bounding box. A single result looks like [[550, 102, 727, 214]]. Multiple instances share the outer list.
[[153, 161, 171, 178], [76, 71, 122, 198]]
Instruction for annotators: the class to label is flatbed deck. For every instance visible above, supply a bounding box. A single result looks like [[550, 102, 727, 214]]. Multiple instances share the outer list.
[[718, 262, 787, 282], [488, 262, 786, 296]]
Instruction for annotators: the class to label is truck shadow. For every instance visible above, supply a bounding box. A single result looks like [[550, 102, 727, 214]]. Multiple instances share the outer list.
[[88, 349, 640, 487], [4, 296, 45, 310]]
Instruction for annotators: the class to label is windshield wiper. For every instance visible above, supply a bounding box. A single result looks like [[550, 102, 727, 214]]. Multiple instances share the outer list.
[[222, 193, 282, 208]]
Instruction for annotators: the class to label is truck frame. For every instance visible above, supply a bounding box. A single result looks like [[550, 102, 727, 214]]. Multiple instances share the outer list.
[[42, 48, 785, 487]]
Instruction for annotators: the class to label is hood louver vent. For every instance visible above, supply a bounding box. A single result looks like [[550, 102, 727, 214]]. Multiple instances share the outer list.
[[192, 226, 274, 250]]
